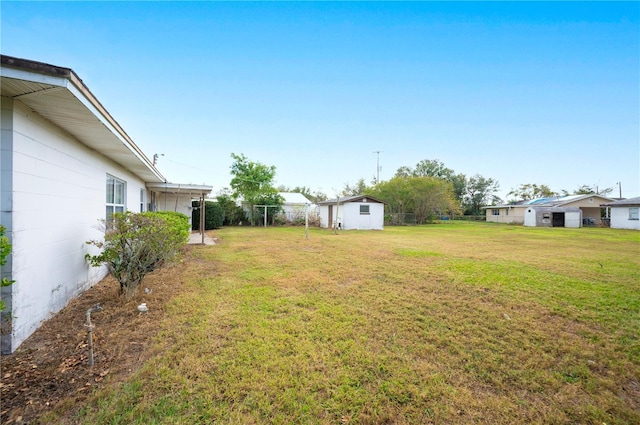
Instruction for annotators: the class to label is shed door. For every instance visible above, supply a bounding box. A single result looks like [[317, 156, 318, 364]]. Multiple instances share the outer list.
[[552, 212, 565, 227]]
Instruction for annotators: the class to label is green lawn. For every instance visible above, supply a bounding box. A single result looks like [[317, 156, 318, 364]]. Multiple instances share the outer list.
[[78, 223, 639, 424]]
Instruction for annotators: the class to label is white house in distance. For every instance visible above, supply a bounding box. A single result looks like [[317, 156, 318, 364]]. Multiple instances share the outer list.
[[0, 55, 211, 353], [523, 206, 582, 228], [318, 195, 385, 230], [601, 197, 640, 230], [278, 192, 317, 222], [485, 194, 614, 226]]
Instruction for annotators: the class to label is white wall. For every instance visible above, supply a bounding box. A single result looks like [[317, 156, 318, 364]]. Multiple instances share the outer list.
[[565, 211, 582, 228], [319, 205, 331, 228], [154, 192, 195, 225], [319, 201, 384, 230], [523, 208, 536, 227], [486, 207, 525, 224], [610, 207, 640, 230], [341, 202, 384, 230], [4, 100, 148, 352]]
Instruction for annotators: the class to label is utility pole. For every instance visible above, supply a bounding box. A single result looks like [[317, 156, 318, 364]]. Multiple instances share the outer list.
[[617, 181, 622, 199], [373, 151, 381, 183]]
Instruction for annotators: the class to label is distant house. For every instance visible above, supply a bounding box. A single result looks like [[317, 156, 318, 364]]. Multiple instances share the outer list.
[[0, 55, 211, 353], [524, 206, 582, 228], [317, 195, 385, 230], [601, 197, 640, 230], [278, 192, 317, 222], [485, 194, 614, 226]]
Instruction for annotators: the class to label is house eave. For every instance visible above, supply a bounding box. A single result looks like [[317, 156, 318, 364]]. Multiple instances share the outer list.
[[1, 55, 165, 184]]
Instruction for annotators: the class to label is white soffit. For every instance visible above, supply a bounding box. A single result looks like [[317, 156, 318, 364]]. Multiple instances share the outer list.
[[1, 65, 164, 183]]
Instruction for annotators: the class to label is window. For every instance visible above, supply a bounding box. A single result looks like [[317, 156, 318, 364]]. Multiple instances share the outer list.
[[492, 209, 500, 216], [630, 207, 639, 220], [360, 205, 370, 215], [140, 188, 145, 212], [106, 175, 126, 219]]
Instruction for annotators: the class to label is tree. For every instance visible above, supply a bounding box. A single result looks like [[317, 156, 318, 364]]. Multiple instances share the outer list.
[[192, 200, 224, 230], [215, 190, 246, 225], [368, 176, 459, 224], [394, 159, 465, 206], [341, 178, 369, 197], [253, 191, 286, 225], [86, 212, 190, 299], [507, 183, 557, 201], [565, 185, 613, 196], [229, 153, 283, 225], [450, 173, 467, 205], [394, 166, 413, 178], [413, 159, 455, 180], [463, 174, 501, 215]]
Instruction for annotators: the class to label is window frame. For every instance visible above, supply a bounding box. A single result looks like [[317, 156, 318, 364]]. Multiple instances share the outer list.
[[106, 174, 126, 220], [629, 207, 639, 221], [359, 204, 370, 215]]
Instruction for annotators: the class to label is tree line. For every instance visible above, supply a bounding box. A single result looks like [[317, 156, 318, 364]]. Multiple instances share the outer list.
[[217, 154, 611, 226]]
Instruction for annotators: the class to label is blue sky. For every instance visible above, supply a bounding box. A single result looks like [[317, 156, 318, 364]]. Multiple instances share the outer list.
[[2, 1, 638, 200]]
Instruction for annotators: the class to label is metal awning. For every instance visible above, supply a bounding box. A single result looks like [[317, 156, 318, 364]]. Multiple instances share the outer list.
[[146, 182, 213, 197]]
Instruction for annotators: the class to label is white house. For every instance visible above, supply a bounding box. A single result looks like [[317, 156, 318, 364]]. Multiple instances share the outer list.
[[318, 195, 385, 230], [0, 55, 211, 353], [601, 197, 640, 230], [278, 192, 317, 222], [485, 194, 614, 226]]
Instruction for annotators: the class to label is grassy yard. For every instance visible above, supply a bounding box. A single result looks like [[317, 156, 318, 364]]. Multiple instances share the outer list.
[[77, 223, 639, 424]]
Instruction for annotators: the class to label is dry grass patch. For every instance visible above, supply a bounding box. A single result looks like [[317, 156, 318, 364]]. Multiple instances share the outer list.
[[10, 223, 639, 424]]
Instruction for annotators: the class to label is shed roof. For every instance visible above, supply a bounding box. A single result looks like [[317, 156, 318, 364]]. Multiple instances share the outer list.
[[524, 206, 582, 212], [317, 195, 385, 205], [1, 55, 165, 183]]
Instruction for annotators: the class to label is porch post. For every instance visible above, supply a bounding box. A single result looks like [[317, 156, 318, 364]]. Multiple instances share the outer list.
[[200, 194, 205, 244]]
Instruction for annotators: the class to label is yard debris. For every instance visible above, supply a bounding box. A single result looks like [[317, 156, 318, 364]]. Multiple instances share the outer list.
[[503, 313, 511, 321]]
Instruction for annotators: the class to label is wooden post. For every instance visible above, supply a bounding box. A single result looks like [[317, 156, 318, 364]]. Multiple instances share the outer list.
[[305, 203, 309, 239], [334, 198, 339, 235], [200, 195, 205, 244]]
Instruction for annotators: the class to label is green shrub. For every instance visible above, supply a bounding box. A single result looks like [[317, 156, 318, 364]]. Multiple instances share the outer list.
[[86, 211, 189, 299], [151, 211, 191, 241], [0, 225, 13, 312], [192, 201, 224, 230]]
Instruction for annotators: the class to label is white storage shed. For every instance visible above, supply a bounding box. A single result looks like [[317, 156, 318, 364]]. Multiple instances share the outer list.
[[318, 195, 385, 230], [524, 206, 582, 228]]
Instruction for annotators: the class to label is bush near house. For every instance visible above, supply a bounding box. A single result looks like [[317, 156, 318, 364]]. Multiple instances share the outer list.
[[0, 225, 14, 312], [86, 212, 189, 299], [192, 200, 224, 230]]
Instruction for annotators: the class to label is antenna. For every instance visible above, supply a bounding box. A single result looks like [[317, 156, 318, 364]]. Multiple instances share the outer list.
[[153, 153, 164, 166], [373, 151, 382, 183]]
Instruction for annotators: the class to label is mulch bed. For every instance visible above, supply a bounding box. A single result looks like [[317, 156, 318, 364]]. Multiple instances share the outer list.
[[0, 252, 192, 424]]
